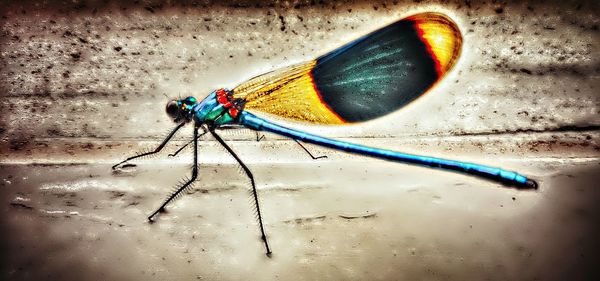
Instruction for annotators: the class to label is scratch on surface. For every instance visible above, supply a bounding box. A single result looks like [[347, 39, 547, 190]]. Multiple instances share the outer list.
[[10, 202, 33, 210], [283, 213, 379, 224], [338, 213, 377, 220], [194, 186, 238, 194], [450, 125, 600, 137], [284, 215, 327, 224]]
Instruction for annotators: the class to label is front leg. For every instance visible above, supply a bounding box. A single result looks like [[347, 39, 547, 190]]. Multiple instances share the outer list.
[[112, 122, 185, 169], [148, 125, 200, 222]]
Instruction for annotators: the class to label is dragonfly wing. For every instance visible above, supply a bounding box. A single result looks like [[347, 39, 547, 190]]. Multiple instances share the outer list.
[[232, 60, 345, 124], [233, 12, 462, 124]]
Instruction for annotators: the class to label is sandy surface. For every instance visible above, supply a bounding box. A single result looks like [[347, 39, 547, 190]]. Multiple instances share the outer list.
[[1, 0, 599, 280], [1, 158, 598, 281]]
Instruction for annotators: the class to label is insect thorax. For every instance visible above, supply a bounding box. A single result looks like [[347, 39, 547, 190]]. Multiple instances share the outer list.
[[194, 88, 246, 126]]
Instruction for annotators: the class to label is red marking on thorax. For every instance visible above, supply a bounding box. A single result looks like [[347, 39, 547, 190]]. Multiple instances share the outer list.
[[228, 108, 239, 118], [216, 88, 227, 97], [216, 88, 230, 104], [216, 88, 241, 118]]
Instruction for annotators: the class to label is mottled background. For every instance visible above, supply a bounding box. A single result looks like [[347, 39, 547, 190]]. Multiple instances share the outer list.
[[0, 0, 599, 280]]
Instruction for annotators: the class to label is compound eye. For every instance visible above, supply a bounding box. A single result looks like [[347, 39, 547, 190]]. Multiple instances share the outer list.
[[184, 96, 197, 105], [166, 100, 180, 120]]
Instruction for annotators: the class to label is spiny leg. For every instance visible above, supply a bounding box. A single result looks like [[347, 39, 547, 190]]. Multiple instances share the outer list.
[[210, 129, 272, 257], [255, 131, 265, 142], [169, 127, 209, 157], [112, 122, 185, 169], [256, 131, 325, 159], [148, 125, 200, 222], [293, 139, 328, 159]]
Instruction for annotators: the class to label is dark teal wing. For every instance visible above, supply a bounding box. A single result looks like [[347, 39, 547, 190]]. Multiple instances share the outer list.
[[311, 12, 462, 122]]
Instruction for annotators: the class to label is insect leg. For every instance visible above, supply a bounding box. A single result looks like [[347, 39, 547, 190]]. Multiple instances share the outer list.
[[148, 125, 199, 222], [112, 122, 185, 169], [293, 139, 328, 160], [210, 129, 272, 257], [255, 131, 325, 159], [168, 127, 209, 157], [256, 131, 265, 142]]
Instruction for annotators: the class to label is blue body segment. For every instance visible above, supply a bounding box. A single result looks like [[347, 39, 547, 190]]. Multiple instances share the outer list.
[[192, 91, 217, 122], [239, 111, 533, 188]]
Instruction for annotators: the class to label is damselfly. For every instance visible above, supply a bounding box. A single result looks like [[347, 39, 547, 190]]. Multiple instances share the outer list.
[[113, 12, 538, 257]]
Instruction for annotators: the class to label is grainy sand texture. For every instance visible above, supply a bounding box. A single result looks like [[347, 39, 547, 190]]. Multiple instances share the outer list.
[[1, 1, 599, 280]]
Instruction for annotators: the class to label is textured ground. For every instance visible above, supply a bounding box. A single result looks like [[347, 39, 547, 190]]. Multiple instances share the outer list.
[[1, 0, 599, 280]]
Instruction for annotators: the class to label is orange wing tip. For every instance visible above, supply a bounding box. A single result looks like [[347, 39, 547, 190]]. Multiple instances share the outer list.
[[408, 12, 463, 77]]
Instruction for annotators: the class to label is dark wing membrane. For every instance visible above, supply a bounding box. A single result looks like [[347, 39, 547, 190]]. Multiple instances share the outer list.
[[312, 12, 462, 122], [233, 12, 462, 125]]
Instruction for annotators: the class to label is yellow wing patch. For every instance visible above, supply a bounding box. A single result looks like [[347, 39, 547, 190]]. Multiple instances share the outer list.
[[232, 61, 345, 124]]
